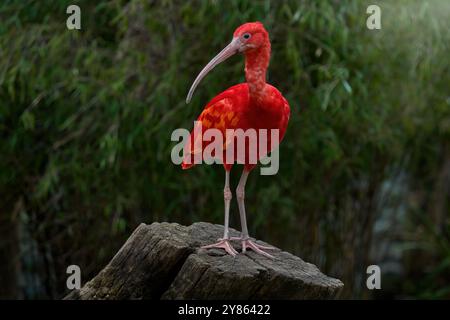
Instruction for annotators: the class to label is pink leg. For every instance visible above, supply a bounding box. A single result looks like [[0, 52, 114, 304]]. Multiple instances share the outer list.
[[234, 169, 276, 259], [201, 170, 238, 256], [201, 238, 238, 256]]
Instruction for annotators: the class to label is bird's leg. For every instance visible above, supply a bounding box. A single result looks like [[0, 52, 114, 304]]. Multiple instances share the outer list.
[[231, 169, 276, 259], [201, 170, 238, 256]]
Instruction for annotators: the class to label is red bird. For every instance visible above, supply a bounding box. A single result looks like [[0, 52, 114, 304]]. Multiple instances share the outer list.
[[183, 22, 290, 258]]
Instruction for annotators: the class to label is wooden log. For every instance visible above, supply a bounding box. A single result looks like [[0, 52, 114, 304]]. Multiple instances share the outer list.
[[65, 222, 343, 300]]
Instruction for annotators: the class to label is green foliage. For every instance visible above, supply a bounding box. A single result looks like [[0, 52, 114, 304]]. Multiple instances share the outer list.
[[0, 0, 449, 298]]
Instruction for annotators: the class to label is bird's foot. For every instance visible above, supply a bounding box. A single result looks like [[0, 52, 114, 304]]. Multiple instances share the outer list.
[[230, 237, 276, 259], [201, 238, 238, 257]]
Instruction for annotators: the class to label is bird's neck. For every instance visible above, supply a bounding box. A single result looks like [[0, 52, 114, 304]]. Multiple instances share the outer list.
[[244, 44, 270, 102]]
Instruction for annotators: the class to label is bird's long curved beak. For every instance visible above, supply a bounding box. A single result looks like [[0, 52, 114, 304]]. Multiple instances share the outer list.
[[186, 37, 241, 104]]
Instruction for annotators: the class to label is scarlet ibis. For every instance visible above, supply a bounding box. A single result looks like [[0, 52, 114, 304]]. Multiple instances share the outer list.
[[183, 22, 290, 258]]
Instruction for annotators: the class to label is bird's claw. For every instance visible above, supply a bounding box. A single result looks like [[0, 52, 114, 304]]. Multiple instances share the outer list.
[[230, 237, 276, 259], [201, 238, 238, 256]]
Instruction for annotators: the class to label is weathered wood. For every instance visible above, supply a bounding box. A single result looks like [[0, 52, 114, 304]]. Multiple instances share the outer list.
[[65, 222, 343, 300]]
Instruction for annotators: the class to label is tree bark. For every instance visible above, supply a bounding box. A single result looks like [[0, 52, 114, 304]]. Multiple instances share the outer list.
[[65, 222, 343, 300]]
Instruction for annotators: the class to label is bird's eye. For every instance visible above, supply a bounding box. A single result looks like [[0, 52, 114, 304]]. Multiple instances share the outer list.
[[242, 33, 251, 40]]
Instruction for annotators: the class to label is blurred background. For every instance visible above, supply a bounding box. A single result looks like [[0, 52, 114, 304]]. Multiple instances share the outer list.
[[0, 0, 449, 299]]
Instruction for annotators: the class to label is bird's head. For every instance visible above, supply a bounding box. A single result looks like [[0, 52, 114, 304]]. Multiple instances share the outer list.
[[186, 22, 269, 103], [233, 22, 270, 53]]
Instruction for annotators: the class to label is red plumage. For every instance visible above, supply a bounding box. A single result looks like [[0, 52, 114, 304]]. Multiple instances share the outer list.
[[181, 83, 290, 171], [182, 22, 290, 172]]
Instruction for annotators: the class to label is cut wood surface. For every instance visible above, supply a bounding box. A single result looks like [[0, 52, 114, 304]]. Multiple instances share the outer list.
[[65, 222, 343, 300]]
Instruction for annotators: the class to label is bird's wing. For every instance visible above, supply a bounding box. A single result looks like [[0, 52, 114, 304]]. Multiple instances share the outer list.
[[182, 84, 248, 169]]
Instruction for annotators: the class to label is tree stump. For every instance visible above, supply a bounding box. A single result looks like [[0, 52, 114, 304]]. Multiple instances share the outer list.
[[65, 222, 343, 300]]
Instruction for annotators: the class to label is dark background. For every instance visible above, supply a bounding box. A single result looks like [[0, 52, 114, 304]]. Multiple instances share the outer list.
[[0, 0, 449, 299]]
